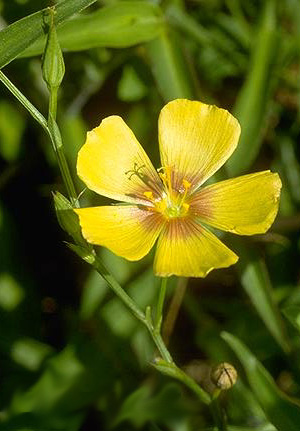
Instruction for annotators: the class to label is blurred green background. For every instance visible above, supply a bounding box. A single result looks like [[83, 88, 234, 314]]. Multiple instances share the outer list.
[[0, 0, 300, 430]]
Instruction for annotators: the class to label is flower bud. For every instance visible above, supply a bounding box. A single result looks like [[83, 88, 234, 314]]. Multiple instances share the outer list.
[[42, 7, 65, 90], [210, 362, 237, 390]]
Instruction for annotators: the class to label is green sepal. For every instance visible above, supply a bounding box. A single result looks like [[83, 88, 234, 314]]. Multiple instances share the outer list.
[[66, 243, 96, 265], [53, 191, 86, 246], [42, 7, 65, 90]]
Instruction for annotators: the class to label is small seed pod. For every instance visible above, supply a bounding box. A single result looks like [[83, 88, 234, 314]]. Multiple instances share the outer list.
[[211, 362, 237, 390]]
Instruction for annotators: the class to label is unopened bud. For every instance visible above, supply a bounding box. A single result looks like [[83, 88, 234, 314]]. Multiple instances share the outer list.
[[42, 7, 65, 89], [211, 362, 237, 390]]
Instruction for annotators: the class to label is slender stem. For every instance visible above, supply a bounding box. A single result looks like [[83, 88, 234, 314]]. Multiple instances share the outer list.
[[210, 394, 227, 431], [152, 332, 173, 363], [152, 359, 210, 405], [49, 87, 58, 121], [93, 256, 173, 362], [163, 277, 188, 344], [146, 317, 173, 363], [0, 70, 48, 133], [0, 70, 78, 206], [155, 277, 168, 333], [47, 87, 78, 206], [178, 367, 211, 405], [93, 254, 145, 322]]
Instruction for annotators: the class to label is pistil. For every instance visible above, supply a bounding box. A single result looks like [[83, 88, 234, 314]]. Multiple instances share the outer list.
[[143, 168, 192, 220]]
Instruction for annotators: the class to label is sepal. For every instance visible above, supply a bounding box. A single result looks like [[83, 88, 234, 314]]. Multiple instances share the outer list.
[[53, 191, 86, 246]]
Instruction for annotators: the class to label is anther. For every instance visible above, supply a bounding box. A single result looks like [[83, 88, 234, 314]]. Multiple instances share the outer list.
[[158, 166, 173, 197], [182, 179, 191, 190], [179, 178, 192, 208], [182, 203, 190, 214], [143, 191, 154, 201]]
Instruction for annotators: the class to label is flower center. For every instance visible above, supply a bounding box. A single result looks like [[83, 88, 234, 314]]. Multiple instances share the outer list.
[[144, 167, 191, 220]]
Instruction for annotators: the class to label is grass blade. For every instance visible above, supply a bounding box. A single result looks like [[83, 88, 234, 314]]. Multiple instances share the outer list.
[[233, 240, 290, 353], [146, 28, 194, 101], [227, 0, 278, 176]]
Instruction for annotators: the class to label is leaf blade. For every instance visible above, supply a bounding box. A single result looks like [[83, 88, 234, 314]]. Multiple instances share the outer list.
[[0, 0, 97, 69], [222, 331, 300, 431], [226, 0, 278, 176], [21, 2, 163, 56]]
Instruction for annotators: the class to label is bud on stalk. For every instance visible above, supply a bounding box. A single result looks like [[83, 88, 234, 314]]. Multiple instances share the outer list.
[[42, 7, 65, 90]]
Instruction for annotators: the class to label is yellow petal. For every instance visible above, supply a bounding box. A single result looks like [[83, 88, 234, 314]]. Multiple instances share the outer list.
[[77, 116, 162, 204], [191, 171, 281, 235], [154, 219, 238, 277], [75, 205, 164, 261], [158, 99, 241, 190]]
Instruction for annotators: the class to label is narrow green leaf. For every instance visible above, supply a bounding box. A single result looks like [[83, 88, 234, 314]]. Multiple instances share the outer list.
[[233, 240, 290, 353], [222, 332, 300, 431], [227, 0, 278, 176], [0, 0, 97, 69], [21, 2, 163, 57], [282, 306, 300, 333], [167, 5, 210, 46], [146, 28, 194, 101], [167, 5, 247, 73], [227, 426, 276, 431], [279, 135, 300, 204]]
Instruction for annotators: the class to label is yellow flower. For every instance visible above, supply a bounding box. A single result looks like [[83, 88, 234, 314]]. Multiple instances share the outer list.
[[74, 99, 281, 277]]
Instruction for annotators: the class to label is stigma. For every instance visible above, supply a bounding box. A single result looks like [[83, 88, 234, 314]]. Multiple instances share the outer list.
[[143, 167, 192, 220]]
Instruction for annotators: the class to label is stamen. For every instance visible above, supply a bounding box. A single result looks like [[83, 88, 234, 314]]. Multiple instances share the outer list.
[[182, 203, 190, 214], [182, 179, 191, 190], [143, 191, 154, 201], [125, 162, 146, 181], [179, 179, 192, 206], [158, 166, 173, 197]]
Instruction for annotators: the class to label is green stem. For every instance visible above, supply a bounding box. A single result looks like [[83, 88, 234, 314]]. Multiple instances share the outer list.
[[0, 70, 48, 133], [210, 393, 227, 431], [144, 308, 173, 363], [178, 367, 211, 405], [47, 87, 78, 206], [93, 254, 145, 322], [153, 358, 210, 405], [151, 331, 173, 363], [93, 256, 173, 363], [49, 87, 58, 121], [0, 70, 78, 207], [155, 277, 168, 333]]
